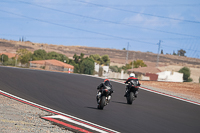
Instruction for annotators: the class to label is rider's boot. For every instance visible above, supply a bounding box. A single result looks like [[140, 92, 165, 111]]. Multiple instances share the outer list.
[[107, 95, 111, 104], [134, 91, 138, 98], [124, 91, 128, 97], [124, 86, 129, 97], [96, 92, 101, 103]]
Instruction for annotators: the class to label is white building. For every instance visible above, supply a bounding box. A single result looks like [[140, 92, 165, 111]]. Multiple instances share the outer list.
[[94, 62, 109, 77], [102, 66, 109, 77], [94, 62, 99, 73], [157, 71, 183, 82]]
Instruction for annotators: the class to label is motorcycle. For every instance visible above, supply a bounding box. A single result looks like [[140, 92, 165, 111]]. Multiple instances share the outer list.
[[97, 86, 112, 110], [125, 79, 140, 104]]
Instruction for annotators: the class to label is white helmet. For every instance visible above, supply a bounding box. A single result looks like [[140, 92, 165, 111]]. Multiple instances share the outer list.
[[130, 73, 135, 77]]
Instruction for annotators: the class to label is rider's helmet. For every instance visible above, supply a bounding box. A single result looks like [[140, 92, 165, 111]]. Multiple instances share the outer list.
[[104, 79, 111, 86], [129, 73, 135, 77]]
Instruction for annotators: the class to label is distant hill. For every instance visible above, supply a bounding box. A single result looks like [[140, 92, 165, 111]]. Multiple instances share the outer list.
[[1, 39, 200, 68]]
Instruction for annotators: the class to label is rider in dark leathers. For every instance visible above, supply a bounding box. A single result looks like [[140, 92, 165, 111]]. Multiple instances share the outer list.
[[124, 73, 140, 97], [96, 79, 114, 104]]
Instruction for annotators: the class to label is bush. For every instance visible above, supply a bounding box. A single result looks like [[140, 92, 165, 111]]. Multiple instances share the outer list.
[[109, 66, 119, 72], [187, 78, 193, 82], [80, 58, 94, 75], [3, 59, 15, 66], [0, 54, 8, 63], [178, 67, 193, 82]]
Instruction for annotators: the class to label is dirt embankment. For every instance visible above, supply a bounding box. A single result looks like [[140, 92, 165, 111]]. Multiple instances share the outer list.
[[140, 81, 200, 102], [1, 39, 200, 68]]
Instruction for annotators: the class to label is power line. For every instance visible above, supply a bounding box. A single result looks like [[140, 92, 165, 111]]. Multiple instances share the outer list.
[[162, 44, 200, 53], [13, 0, 200, 38], [73, 0, 200, 24], [0, 34, 123, 40], [126, 42, 129, 64], [156, 40, 162, 67], [1, 34, 200, 40], [0, 9, 157, 45], [1, 1, 200, 7]]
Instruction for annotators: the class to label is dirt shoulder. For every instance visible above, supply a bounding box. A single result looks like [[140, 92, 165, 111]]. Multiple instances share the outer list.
[[140, 81, 200, 103]]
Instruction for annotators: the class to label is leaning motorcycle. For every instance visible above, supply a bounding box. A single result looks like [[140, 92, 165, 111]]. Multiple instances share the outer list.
[[125, 80, 140, 104], [97, 86, 112, 110]]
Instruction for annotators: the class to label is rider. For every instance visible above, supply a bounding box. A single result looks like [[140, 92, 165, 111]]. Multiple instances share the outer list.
[[96, 79, 113, 104], [124, 73, 140, 97]]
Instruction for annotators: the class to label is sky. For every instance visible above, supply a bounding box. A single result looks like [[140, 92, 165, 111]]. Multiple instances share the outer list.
[[0, 0, 200, 58]]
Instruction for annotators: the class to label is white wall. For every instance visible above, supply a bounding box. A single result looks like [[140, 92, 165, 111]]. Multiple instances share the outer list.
[[108, 71, 129, 79], [103, 66, 109, 77], [157, 71, 183, 82], [94, 62, 99, 73]]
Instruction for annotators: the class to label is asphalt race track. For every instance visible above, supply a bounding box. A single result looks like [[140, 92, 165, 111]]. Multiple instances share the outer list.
[[0, 67, 200, 133]]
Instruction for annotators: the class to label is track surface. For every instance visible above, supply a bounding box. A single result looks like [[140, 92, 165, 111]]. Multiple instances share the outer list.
[[0, 67, 200, 133]]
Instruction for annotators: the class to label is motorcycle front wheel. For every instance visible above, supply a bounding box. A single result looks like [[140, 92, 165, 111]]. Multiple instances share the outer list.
[[98, 96, 106, 110]]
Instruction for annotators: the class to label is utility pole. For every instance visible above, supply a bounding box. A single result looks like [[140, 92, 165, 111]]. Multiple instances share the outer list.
[[15, 57, 17, 66], [156, 40, 162, 67], [126, 42, 129, 64], [132, 52, 134, 70], [2, 55, 3, 64]]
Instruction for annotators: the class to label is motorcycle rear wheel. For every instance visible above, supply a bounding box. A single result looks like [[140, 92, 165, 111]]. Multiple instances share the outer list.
[[126, 92, 134, 104]]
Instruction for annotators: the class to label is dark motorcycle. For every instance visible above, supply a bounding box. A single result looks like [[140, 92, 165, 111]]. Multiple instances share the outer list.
[[97, 86, 112, 110], [125, 79, 140, 104]]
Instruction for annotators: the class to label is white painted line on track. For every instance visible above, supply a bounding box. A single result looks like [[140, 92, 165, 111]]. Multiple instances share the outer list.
[[107, 79, 200, 106], [139, 86, 200, 106], [43, 115, 111, 133], [0, 89, 120, 133]]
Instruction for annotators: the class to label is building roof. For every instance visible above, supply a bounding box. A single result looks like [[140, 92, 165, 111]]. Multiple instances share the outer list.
[[128, 67, 161, 74], [30, 59, 74, 69], [0, 52, 17, 58]]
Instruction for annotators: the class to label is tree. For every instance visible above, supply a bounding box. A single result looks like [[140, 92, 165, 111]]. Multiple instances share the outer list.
[[161, 49, 163, 54], [80, 58, 94, 75], [73, 54, 80, 64], [46, 51, 69, 63], [32, 49, 47, 60], [17, 49, 32, 64], [133, 60, 147, 68], [69, 59, 79, 73], [122, 48, 126, 50], [122, 64, 132, 71], [177, 49, 186, 56], [89, 54, 103, 65], [178, 67, 193, 82], [80, 53, 84, 61], [173, 51, 177, 55], [101, 55, 110, 66], [1, 54, 8, 63]]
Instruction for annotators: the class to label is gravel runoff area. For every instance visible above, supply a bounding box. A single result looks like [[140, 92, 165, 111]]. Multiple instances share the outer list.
[[0, 95, 74, 133]]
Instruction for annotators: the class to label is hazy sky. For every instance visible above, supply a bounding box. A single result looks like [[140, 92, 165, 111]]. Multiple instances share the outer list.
[[0, 0, 200, 58]]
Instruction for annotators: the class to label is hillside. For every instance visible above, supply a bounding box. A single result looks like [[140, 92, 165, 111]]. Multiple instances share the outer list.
[[0, 39, 200, 82], [1, 39, 200, 67]]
